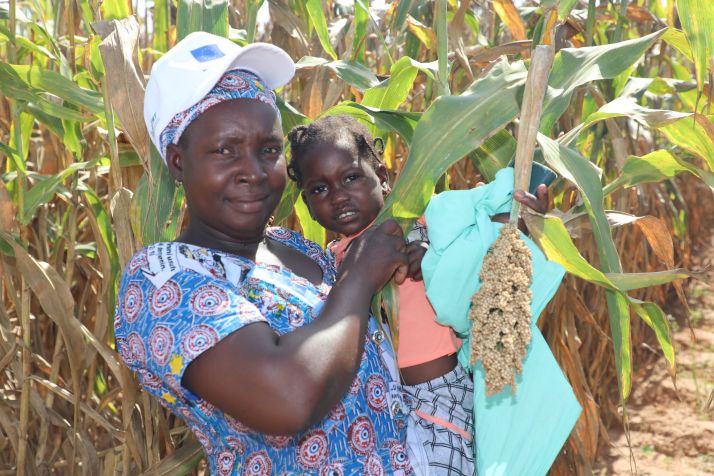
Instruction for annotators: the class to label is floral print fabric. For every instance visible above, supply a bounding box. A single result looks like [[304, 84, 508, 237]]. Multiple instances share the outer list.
[[114, 227, 412, 475]]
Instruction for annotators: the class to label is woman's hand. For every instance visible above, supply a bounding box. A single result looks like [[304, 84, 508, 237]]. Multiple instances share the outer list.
[[405, 240, 429, 281], [340, 219, 409, 290]]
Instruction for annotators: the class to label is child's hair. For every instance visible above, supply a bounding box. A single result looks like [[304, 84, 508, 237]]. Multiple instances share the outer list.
[[287, 115, 384, 188]]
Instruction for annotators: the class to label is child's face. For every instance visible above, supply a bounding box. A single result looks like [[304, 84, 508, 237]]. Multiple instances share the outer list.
[[300, 142, 388, 236]]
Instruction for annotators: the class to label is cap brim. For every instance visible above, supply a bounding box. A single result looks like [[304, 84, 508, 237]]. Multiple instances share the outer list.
[[228, 42, 296, 90]]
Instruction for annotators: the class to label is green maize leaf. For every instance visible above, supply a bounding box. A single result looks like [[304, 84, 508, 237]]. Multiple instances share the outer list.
[[153, 0, 170, 52], [33, 98, 86, 121], [350, 0, 369, 61], [660, 114, 714, 170], [60, 119, 84, 157], [0, 27, 56, 61], [177, 0, 229, 41], [0, 64, 90, 121], [305, 0, 338, 60], [537, 134, 620, 271], [362, 57, 435, 110], [294, 195, 325, 247], [407, 16, 436, 51], [130, 146, 186, 245], [524, 214, 616, 290], [603, 150, 714, 194], [469, 129, 516, 181], [10, 110, 33, 162], [606, 290, 632, 399], [101, 0, 132, 20], [81, 185, 120, 315], [26, 103, 68, 145], [0, 62, 46, 103], [662, 28, 694, 62], [378, 58, 527, 230], [629, 298, 676, 374], [21, 158, 103, 225], [0, 142, 25, 174], [296, 56, 379, 91], [393, 0, 415, 30], [274, 180, 300, 226], [560, 97, 691, 145], [606, 269, 701, 291], [327, 60, 380, 91], [558, 0, 579, 19], [322, 101, 420, 146], [542, 0, 579, 19], [676, 0, 714, 102], [537, 133, 632, 398], [87, 35, 106, 80], [277, 96, 310, 136], [362, 57, 420, 109], [541, 29, 665, 132]]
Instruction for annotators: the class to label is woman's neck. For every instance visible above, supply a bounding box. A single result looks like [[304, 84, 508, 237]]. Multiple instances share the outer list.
[[177, 223, 270, 260]]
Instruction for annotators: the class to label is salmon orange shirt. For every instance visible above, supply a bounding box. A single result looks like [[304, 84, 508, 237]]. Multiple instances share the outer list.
[[329, 218, 461, 369]]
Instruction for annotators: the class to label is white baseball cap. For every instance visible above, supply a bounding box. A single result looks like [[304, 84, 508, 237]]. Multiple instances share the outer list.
[[144, 31, 295, 158]]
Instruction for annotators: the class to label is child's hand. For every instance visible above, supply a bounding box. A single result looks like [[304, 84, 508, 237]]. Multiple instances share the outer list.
[[491, 184, 550, 233], [513, 183, 550, 214], [405, 240, 429, 281]]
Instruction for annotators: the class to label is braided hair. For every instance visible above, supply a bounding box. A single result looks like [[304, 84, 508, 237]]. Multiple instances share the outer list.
[[287, 115, 384, 189]]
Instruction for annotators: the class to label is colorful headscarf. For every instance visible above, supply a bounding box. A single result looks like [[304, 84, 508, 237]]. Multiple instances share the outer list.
[[159, 69, 278, 160]]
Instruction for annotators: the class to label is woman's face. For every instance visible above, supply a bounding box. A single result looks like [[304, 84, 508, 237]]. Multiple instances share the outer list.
[[167, 99, 286, 243]]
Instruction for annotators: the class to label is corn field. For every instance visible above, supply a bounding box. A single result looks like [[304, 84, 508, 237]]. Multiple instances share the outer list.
[[1, 0, 713, 474]]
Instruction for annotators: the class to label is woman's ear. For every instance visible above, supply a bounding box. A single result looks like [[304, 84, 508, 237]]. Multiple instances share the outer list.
[[376, 163, 391, 196], [165, 143, 184, 183]]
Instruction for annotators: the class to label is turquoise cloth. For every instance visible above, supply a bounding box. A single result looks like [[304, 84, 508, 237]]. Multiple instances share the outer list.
[[421, 167, 581, 476]]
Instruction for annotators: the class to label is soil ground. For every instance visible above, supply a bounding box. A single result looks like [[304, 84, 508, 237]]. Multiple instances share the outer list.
[[596, 237, 714, 475]]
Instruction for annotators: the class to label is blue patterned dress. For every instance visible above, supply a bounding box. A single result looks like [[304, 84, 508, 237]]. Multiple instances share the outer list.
[[114, 227, 412, 475]]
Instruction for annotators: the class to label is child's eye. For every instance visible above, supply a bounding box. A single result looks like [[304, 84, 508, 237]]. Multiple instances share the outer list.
[[213, 147, 232, 155], [310, 185, 327, 195], [345, 174, 361, 183]]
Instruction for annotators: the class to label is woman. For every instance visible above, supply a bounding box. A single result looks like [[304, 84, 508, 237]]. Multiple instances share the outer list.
[[115, 32, 412, 475]]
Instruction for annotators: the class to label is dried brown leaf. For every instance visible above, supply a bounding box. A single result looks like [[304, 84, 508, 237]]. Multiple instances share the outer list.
[[0, 232, 85, 396], [93, 17, 150, 165], [493, 0, 527, 41], [0, 179, 17, 233]]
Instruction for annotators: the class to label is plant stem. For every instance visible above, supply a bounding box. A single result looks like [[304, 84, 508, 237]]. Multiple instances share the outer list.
[[510, 45, 554, 224], [613, 0, 629, 43], [585, 0, 596, 46]]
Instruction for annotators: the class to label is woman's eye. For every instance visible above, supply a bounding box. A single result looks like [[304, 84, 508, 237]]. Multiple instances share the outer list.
[[263, 146, 282, 155]]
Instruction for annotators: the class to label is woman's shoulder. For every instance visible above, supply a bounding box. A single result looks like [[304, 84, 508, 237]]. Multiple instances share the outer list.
[[267, 227, 328, 260], [121, 241, 251, 290]]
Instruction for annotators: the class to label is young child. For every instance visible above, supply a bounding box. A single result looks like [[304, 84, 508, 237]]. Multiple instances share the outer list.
[[288, 115, 474, 475]]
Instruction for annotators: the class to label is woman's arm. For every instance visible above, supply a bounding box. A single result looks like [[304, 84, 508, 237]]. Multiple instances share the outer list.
[[182, 220, 408, 435]]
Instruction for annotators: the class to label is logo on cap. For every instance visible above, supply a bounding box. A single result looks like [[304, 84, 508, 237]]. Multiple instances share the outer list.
[[190, 44, 225, 63]]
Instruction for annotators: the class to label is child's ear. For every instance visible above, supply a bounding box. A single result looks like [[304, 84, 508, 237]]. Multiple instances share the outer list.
[[376, 163, 391, 196], [301, 191, 318, 220]]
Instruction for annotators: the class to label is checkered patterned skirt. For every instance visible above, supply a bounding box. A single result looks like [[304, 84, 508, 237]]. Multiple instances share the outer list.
[[404, 364, 475, 475]]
